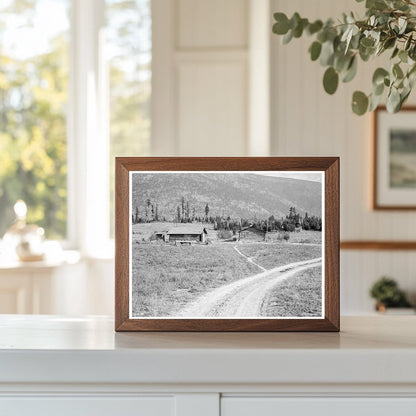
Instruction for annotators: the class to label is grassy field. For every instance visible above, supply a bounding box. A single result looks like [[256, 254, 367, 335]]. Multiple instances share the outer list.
[[286, 230, 322, 244], [237, 243, 322, 270], [262, 266, 322, 317], [131, 244, 259, 316]]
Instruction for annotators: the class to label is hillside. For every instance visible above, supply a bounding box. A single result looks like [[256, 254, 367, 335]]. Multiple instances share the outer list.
[[131, 172, 322, 221]]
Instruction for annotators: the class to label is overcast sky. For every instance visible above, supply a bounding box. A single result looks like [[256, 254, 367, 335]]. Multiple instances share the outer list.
[[252, 172, 323, 183]]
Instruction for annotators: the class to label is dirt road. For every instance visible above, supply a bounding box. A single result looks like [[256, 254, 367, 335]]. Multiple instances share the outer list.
[[177, 257, 322, 317]]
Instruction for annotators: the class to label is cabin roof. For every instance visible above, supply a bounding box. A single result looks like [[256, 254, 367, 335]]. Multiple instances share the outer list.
[[239, 225, 266, 234], [167, 226, 204, 235]]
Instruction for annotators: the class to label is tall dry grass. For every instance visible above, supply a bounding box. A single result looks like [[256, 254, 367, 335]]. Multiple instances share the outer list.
[[237, 243, 322, 270], [262, 266, 322, 317], [131, 244, 259, 316]]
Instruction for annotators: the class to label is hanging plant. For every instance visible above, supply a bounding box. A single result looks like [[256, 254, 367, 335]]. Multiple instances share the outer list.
[[272, 0, 416, 115]]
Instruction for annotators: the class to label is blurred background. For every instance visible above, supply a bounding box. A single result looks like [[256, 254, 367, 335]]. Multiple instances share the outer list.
[[0, 0, 415, 316]]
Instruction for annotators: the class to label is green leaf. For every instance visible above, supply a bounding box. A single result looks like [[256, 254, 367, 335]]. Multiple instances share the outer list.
[[360, 37, 375, 48], [320, 40, 335, 66], [342, 56, 357, 83], [387, 87, 401, 113], [383, 37, 396, 50], [290, 12, 301, 30], [273, 13, 290, 35], [366, 0, 388, 10], [369, 92, 383, 111], [391, 47, 399, 59], [393, 63, 404, 79], [307, 20, 323, 35], [293, 18, 308, 38], [399, 49, 408, 63], [372, 68, 389, 86], [334, 52, 351, 72], [398, 17, 407, 34], [405, 34, 413, 51], [282, 29, 293, 44], [317, 30, 328, 43], [374, 82, 385, 96], [309, 41, 322, 61], [359, 45, 375, 62], [323, 67, 339, 95], [400, 88, 411, 106], [352, 91, 369, 115]]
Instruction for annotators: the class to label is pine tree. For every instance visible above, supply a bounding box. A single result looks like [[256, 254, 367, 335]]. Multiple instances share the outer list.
[[181, 196, 185, 220], [205, 203, 209, 220], [186, 201, 190, 221]]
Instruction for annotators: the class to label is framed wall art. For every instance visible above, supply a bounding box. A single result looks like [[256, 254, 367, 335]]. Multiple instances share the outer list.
[[374, 106, 416, 210], [115, 157, 339, 332]]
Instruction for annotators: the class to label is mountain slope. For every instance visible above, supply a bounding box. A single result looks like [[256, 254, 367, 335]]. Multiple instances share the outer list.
[[131, 172, 322, 221]]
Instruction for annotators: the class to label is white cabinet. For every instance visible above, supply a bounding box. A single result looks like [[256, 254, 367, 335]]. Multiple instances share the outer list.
[[1, 397, 175, 416], [222, 398, 416, 416], [1, 316, 416, 416]]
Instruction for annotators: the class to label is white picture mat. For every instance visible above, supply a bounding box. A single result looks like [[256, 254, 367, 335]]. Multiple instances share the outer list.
[[377, 110, 416, 206], [128, 171, 326, 320]]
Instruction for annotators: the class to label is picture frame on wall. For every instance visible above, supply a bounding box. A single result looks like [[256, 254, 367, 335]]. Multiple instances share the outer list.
[[115, 157, 339, 332], [374, 106, 416, 210]]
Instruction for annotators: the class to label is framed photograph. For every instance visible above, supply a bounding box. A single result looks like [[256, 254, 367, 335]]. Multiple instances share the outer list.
[[115, 157, 339, 332], [374, 106, 416, 209]]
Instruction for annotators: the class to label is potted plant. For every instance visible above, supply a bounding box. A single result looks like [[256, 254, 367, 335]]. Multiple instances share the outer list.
[[369, 276, 413, 313], [272, 0, 416, 115]]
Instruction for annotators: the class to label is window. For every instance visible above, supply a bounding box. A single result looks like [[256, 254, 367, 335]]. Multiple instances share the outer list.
[[106, 0, 151, 237], [0, 0, 151, 251], [0, 0, 70, 239]]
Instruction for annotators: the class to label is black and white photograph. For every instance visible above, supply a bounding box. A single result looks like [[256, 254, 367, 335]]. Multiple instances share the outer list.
[[129, 171, 324, 319], [390, 129, 416, 189], [374, 107, 416, 209]]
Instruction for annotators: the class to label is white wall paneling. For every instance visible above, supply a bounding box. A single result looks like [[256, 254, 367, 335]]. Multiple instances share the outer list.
[[177, 58, 247, 155], [270, 0, 416, 313], [152, 0, 271, 156], [177, 0, 248, 49], [248, 0, 271, 156]]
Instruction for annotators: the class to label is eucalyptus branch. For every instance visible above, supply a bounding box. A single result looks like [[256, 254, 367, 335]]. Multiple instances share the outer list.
[[272, 0, 416, 115]]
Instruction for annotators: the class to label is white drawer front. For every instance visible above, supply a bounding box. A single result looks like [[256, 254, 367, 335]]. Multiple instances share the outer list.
[[221, 397, 416, 416], [0, 396, 175, 416]]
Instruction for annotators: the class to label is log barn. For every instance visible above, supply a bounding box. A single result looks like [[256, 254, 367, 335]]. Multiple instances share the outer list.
[[238, 225, 266, 242], [166, 226, 207, 244]]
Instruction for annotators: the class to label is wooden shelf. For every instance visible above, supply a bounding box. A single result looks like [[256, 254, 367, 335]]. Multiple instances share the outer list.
[[341, 241, 416, 250]]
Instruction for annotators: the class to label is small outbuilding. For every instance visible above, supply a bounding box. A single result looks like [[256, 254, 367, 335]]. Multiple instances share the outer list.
[[238, 225, 266, 242], [166, 226, 207, 244]]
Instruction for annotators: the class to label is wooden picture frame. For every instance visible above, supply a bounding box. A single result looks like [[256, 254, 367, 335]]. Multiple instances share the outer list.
[[115, 157, 339, 332], [373, 106, 416, 210]]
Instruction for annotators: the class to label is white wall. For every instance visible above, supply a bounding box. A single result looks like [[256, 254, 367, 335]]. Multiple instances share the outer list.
[[271, 0, 416, 313], [152, 0, 272, 157]]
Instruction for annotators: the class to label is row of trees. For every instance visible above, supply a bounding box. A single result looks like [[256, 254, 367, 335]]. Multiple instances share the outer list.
[[132, 197, 210, 224], [132, 197, 322, 232]]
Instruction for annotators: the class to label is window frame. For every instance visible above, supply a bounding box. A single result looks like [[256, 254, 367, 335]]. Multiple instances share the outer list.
[[67, 0, 111, 257]]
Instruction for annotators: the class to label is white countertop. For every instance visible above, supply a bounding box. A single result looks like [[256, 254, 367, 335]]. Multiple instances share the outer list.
[[0, 315, 415, 386]]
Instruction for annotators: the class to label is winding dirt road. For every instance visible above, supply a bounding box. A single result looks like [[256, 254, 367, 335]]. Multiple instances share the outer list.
[[177, 257, 322, 317]]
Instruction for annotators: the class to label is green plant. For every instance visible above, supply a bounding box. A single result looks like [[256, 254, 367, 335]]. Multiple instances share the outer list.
[[272, 0, 416, 115], [369, 276, 411, 307]]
